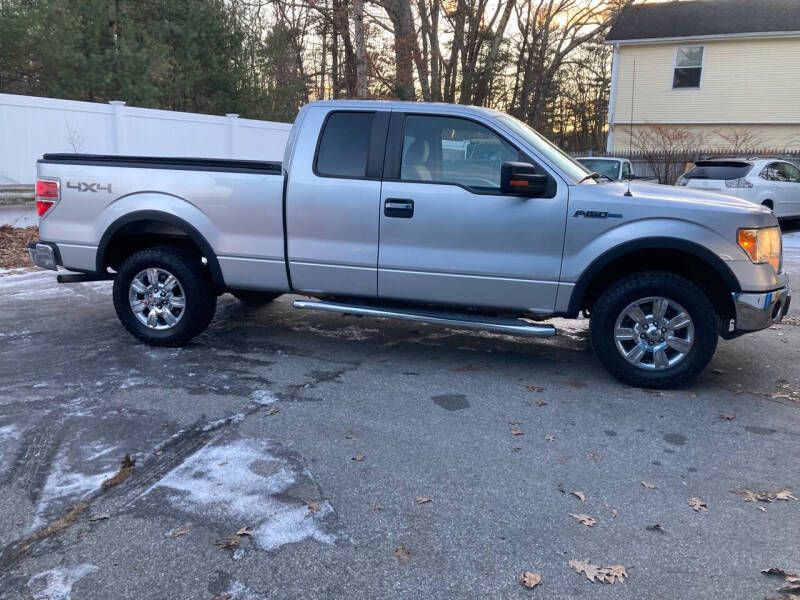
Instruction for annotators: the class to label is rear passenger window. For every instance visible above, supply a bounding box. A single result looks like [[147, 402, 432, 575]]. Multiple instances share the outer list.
[[315, 112, 374, 178]]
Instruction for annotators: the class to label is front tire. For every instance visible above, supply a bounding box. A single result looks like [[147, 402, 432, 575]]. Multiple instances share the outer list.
[[113, 246, 217, 346], [589, 272, 718, 388]]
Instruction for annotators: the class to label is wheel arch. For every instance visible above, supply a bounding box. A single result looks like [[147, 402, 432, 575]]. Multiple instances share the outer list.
[[568, 237, 740, 319], [97, 210, 224, 286]]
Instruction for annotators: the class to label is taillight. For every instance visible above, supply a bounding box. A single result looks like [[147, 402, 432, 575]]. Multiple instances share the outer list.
[[35, 179, 60, 217]]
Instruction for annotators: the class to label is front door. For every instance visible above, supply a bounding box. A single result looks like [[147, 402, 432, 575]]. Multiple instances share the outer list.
[[378, 113, 568, 313]]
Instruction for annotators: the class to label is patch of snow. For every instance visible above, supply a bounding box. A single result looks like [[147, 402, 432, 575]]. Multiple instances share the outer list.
[[27, 564, 98, 600], [29, 444, 117, 532], [201, 413, 245, 431], [290, 323, 379, 341], [221, 579, 264, 600], [250, 390, 277, 405], [141, 438, 334, 551]]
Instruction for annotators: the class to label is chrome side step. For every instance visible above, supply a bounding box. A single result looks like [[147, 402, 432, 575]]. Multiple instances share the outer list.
[[292, 299, 556, 337]]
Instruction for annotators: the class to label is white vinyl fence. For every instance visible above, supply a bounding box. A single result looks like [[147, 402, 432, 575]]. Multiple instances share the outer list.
[[0, 93, 292, 185]]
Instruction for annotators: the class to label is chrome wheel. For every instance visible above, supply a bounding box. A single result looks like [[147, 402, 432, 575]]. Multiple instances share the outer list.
[[128, 268, 186, 330], [613, 296, 694, 371]]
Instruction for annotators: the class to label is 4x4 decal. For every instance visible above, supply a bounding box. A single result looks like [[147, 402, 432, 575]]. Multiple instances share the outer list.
[[67, 181, 112, 193]]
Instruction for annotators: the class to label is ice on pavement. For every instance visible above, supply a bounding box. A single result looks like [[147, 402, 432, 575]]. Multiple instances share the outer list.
[[27, 564, 98, 600], [141, 437, 335, 551]]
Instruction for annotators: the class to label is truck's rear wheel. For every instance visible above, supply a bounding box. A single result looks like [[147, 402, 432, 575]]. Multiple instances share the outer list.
[[589, 272, 718, 388], [230, 290, 280, 305], [113, 246, 216, 346]]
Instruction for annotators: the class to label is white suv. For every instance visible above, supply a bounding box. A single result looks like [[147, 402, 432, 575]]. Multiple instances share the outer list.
[[677, 158, 800, 219]]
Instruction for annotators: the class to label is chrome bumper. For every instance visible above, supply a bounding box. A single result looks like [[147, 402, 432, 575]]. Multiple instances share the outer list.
[[731, 287, 791, 334], [28, 242, 59, 271]]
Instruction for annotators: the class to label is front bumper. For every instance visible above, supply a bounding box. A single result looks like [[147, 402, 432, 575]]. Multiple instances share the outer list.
[[28, 241, 60, 271], [728, 286, 791, 336]]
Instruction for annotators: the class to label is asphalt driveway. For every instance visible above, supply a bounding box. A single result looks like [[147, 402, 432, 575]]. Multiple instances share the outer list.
[[0, 227, 799, 600]]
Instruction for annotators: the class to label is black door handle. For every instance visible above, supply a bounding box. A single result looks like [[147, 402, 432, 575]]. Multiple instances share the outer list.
[[384, 198, 414, 218]]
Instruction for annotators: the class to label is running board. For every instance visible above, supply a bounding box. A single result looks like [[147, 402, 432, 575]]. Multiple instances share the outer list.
[[292, 299, 556, 337]]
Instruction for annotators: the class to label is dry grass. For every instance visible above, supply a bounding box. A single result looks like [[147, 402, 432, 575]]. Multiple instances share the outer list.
[[0, 225, 39, 269]]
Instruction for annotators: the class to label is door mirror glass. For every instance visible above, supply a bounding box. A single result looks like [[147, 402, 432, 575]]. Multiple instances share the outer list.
[[500, 162, 549, 197]]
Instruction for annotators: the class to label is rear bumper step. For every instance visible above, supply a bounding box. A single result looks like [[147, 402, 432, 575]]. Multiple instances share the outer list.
[[292, 299, 556, 337]]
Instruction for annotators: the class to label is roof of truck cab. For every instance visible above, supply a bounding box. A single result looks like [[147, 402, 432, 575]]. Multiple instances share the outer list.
[[305, 99, 504, 117]]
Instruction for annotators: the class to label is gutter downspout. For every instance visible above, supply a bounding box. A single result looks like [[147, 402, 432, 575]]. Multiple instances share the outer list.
[[606, 44, 620, 154]]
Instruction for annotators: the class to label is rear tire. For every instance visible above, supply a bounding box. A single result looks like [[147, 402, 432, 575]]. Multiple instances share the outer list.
[[113, 246, 217, 346], [230, 290, 280, 305], [589, 271, 718, 388]]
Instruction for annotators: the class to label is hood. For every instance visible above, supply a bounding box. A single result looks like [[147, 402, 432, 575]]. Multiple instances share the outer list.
[[587, 180, 770, 215]]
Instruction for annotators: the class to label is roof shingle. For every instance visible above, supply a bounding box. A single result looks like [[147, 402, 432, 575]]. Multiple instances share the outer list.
[[606, 0, 800, 42]]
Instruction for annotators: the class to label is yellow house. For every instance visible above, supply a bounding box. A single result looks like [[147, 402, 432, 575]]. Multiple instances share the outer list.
[[605, 0, 800, 154]]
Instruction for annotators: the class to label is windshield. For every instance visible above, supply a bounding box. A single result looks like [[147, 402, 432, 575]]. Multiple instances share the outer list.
[[576, 158, 620, 180], [495, 115, 592, 183]]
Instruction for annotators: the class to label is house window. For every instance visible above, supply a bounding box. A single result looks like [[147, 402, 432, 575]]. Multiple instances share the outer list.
[[673, 46, 703, 88]]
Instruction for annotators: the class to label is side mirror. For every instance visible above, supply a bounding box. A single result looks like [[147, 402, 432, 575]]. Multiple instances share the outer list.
[[501, 162, 549, 196]]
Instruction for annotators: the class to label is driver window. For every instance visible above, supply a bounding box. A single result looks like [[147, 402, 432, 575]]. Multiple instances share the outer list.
[[401, 115, 521, 193]]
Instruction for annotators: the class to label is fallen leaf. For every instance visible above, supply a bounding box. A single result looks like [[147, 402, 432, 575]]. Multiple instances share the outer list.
[[212, 594, 233, 600], [762, 568, 796, 577], [611, 508, 618, 518], [510, 429, 524, 436], [77, 531, 88, 538], [569, 380, 587, 388], [719, 414, 736, 421], [646, 523, 665, 533], [712, 368, 723, 375], [779, 576, 800, 593], [236, 526, 253, 536], [589, 452, 602, 460], [264, 405, 279, 416], [88, 513, 110, 522], [687, 391, 698, 398], [554, 456, 568, 464], [171, 525, 192, 538], [345, 430, 354, 439], [569, 559, 627, 584], [215, 535, 240, 549], [731, 489, 795, 503], [218, 461, 228, 467], [101, 454, 135, 489], [154, 450, 163, 456], [415, 496, 433, 505], [688, 497, 707, 511], [519, 571, 542, 589], [509, 420, 521, 425], [535, 401, 547, 407], [545, 435, 555, 441], [572, 491, 585, 502], [526, 385, 544, 393], [758, 506, 766, 512], [305, 501, 321, 513], [394, 544, 411, 564], [373, 505, 384, 511], [569, 513, 597, 527], [352, 454, 365, 461], [512, 447, 521, 452], [641, 481, 656, 489]]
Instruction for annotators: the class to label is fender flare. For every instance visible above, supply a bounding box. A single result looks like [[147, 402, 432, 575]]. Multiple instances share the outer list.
[[96, 210, 224, 286], [567, 236, 741, 315]]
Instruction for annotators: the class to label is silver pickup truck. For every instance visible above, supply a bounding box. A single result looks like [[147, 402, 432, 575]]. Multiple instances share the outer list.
[[30, 100, 791, 388]]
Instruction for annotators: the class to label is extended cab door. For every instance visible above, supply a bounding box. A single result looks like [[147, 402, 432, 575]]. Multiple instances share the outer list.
[[285, 107, 389, 297], [377, 112, 567, 313]]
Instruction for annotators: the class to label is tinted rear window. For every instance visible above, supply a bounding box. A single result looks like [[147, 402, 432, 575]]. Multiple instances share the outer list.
[[315, 111, 374, 178], [683, 161, 752, 180]]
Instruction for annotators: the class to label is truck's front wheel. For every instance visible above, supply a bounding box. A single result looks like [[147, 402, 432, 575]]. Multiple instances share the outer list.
[[589, 272, 718, 388], [113, 246, 217, 346]]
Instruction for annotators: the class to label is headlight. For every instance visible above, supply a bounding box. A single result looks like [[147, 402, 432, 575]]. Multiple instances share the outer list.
[[737, 226, 782, 272], [676, 175, 688, 186]]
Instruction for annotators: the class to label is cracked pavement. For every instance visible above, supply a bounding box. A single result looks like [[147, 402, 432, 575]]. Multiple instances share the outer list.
[[0, 225, 799, 599]]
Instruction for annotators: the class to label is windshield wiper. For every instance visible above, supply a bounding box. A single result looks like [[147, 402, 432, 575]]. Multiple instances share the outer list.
[[579, 172, 611, 183]]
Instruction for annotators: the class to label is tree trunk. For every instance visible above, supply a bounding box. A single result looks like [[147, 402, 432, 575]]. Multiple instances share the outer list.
[[352, 0, 367, 97]]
